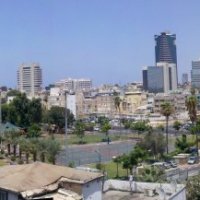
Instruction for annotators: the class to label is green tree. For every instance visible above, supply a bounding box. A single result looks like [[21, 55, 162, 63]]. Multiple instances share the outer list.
[[139, 131, 166, 159], [173, 120, 182, 134], [101, 121, 111, 144], [4, 130, 20, 156], [160, 102, 174, 154], [74, 120, 85, 144], [38, 139, 49, 162], [19, 138, 31, 163], [43, 106, 74, 132], [120, 154, 132, 177], [128, 145, 147, 175], [114, 93, 122, 135], [186, 89, 198, 157], [29, 138, 39, 162], [28, 98, 42, 124], [3, 93, 43, 128], [1, 104, 10, 122], [175, 134, 191, 153], [112, 155, 121, 178], [27, 124, 41, 138], [186, 88, 197, 124], [187, 174, 200, 200], [46, 139, 61, 164], [6, 90, 21, 97], [10, 93, 30, 127], [131, 120, 151, 137]]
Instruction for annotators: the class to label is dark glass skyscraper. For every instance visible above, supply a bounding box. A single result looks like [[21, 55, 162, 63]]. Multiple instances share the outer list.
[[155, 32, 177, 65]]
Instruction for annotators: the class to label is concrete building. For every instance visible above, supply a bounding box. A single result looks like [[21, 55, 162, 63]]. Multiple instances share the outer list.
[[17, 63, 42, 97], [153, 93, 187, 114], [145, 66, 164, 93], [191, 60, 200, 88], [67, 93, 77, 118], [121, 91, 147, 116], [142, 68, 148, 91], [47, 87, 65, 108], [0, 162, 103, 200], [143, 63, 177, 93], [155, 32, 177, 73], [55, 78, 92, 92], [157, 62, 177, 92]]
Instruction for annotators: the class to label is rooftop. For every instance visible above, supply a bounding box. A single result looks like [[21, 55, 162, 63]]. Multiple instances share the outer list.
[[0, 162, 103, 193]]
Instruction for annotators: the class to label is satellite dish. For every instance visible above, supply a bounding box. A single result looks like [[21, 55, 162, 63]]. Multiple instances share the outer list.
[[170, 180, 177, 192], [156, 187, 166, 200]]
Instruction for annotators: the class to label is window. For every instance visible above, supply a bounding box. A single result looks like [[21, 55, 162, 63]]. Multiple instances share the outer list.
[[0, 191, 7, 200]]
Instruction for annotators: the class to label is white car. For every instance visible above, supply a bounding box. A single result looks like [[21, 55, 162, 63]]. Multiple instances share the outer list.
[[188, 156, 197, 164]]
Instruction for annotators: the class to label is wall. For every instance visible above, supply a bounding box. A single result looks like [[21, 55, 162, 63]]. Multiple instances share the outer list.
[[8, 192, 18, 200], [62, 182, 82, 195], [82, 179, 102, 200], [103, 180, 186, 200]]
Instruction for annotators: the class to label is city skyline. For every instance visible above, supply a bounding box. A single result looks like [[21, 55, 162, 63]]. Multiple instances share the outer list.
[[1, 1, 200, 87]]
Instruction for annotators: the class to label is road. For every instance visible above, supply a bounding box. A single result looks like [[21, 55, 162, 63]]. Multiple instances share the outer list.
[[56, 140, 136, 166]]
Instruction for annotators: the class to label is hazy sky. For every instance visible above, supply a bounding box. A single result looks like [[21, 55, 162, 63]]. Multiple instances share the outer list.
[[1, 0, 200, 87]]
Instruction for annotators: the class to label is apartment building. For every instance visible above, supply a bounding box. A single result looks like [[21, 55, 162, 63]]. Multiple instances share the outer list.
[[153, 93, 187, 113], [55, 78, 92, 92], [17, 63, 42, 97]]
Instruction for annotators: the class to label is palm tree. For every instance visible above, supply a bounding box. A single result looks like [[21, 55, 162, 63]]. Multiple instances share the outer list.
[[29, 138, 39, 162], [19, 138, 31, 163], [186, 89, 198, 157], [114, 93, 122, 136], [160, 102, 174, 154], [38, 139, 48, 162], [186, 89, 197, 124]]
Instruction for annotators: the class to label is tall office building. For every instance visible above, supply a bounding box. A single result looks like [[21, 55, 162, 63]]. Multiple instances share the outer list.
[[157, 62, 177, 92], [142, 67, 148, 91], [17, 63, 42, 97], [155, 32, 177, 65], [143, 63, 177, 93], [191, 60, 200, 88], [146, 66, 164, 93], [182, 73, 188, 85], [155, 32, 178, 86]]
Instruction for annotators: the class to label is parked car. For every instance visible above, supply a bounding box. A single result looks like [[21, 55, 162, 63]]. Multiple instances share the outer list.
[[93, 127, 100, 131], [163, 162, 171, 169], [152, 162, 165, 169], [166, 160, 177, 168], [188, 156, 198, 164]]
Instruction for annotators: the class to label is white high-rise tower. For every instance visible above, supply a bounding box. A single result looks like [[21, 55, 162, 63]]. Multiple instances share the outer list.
[[17, 63, 42, 97]]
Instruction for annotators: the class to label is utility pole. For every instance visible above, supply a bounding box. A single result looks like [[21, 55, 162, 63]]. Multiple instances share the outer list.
[[64, 91, 68, 164], [0, 91, 2, 150], [0, 90, 1, 127]]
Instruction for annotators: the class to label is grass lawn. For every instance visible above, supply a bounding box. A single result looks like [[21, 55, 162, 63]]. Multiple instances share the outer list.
[[52, 133, 136, 145], [0, 159, 7, 166], [88, 161, 128, 179]]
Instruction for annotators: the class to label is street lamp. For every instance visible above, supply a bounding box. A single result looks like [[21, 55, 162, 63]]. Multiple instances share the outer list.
[[112, 155, 120, 178], [95, 149, 101, 164]]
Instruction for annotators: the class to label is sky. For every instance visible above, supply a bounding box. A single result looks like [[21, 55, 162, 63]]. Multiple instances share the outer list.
[[1, 0, 200, 88]]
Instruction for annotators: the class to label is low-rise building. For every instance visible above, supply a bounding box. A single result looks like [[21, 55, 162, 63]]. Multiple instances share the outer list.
[[153, 93, 187, 114], [0, 162, 103, 200]]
